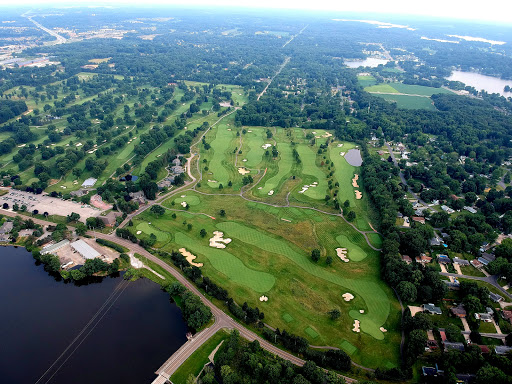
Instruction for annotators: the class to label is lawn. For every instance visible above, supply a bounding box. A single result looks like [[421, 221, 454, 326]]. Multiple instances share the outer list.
[[390, 83, 453, 96], [357, 75, 377, 88], [364, 84, 399, 93], [205, 120, 235, 188], [295, 143, 328, 200], [136, 222, 170, 243], [258, 141, 293, 195], [373, 93, 437, 110], [336, 234, 367, 261], [242, 129, 266, 168], [170, 330, 230, 384]]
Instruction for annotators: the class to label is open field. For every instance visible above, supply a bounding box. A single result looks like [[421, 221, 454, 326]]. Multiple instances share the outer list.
[[357, 75, 377, 88], [373, 93, 437, 110], [389, 83, 453, 96], [364, 84, 399, 93]]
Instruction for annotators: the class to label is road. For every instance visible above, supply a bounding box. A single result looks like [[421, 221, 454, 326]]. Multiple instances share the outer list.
[[25, 16, 67, 44], [0, 209, 356, 383], [257, 56, 290, 101], [439, 272, 512, 300]]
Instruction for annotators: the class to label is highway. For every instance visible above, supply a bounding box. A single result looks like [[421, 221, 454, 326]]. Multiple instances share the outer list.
[[25, 16, 67, 44]]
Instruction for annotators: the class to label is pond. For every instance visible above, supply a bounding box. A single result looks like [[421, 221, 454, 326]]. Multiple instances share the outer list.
[[0, 246, 188, 384], [345, 148, 363, 166], [446, 70, 512, 97], [344, 58, 389, 68]]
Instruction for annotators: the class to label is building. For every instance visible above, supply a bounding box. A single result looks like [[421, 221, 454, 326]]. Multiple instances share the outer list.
[[98, 211, 121, 227], [402, 255, 412, 264], [430, 237, 442, 246], [422, 365, 442, 378], [441, 205, 455, 214], [471, 259, 483, 269], [464, 206, 477, 214], [416, 254, 432, 264], [129, 191, 147, 204], [60, 257, 73, 269], [475, 307, 493, 322], [490, 292, 503, 303], [41, 239, 70, 255], [172, 157, 181, 166], [444, 342, 465, 352], [481, 253, 495, 263], [495, 346, 512, 355], [423, 303, 442, 315], [82, 178, 97, 188], [70, 189, 88, 197], [500, 309, 512, 324], [70, 239, 101, 260], [170, 165, 184, 175], [453, 257, 470, 266], [437, 254, 452, 264], [0, 221, 13, 234], [450, 305, 467, 318], [412, 216, 425, 224]]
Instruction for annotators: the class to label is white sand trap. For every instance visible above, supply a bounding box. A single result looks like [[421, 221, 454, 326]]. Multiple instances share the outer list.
[[323, 132, 333, 138], [337, 143, 344, 147], [179, 248, 203, 267], [136, 230, 142, 235], [181, 195, 186, 198], [248, 130, 252, 132], [262, 143, 272, 149], [352, 174, 359, 188], [75, 142, 82, 147], [227, 128, 232, 131], [312, 131, 317, 134], [336, 248, 349, 262], [181, 201, 188, 207], [258, 187, 262, 190], [238, 167, 250, 175], [208, 180, 218, 183], [355, 190, 362, 199], [359, 309, 365, 313], [281, 218, 291, 222], [268, 190, 274, 196], [342, 293, 354, 301], [352, 320, 360, 333], [340, 152, 346, 156], [243, 159, 247, 162], [312, 182, 318, 185], [259, 295, 269, 302], [380, 327, 387, 333], [209, 231, 232, 249]]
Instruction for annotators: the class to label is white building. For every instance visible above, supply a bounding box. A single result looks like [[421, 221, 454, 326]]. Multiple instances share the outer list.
[[41, 239, 70, 255], [82, 178, 97, 188], [70, 239, 101, 260]]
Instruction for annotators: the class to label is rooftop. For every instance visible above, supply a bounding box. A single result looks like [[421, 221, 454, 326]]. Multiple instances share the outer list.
[[71, 239, 100, 260], [82, 177, 97, 187], [41, 239, 70, 255]]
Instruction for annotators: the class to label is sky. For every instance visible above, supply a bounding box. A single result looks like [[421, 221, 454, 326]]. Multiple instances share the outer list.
[[2, 0, 511, 24]]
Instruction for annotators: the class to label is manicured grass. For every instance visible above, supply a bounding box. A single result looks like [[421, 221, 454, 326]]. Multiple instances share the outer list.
[[173, 195, 201, 206], [390, 83, 453, 96], [242, 129, 265, 168], [336, 234, 367, 261], [373, 93, 437, 110], [364, 84, 399, 93], [305, 326, 319, 339], [170, 330, 229, 384], [216, 221, 390, 340], [136, 222, 170, 242], [174, 231, 276, 293], [478, 321, 497, 333], [259, 141, 293, 195], [357, 75, 377, 88], [206, 122, 235, 187], [282, 313, 294, 323], [340, 340, 358, 355], [296, 144, 328, 200], [367, 233, 383, 249]]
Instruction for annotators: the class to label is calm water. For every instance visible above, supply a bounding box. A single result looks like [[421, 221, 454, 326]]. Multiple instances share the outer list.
[[446, 70, 512, 97], [0, 246, 188, 384], [344, 58, 389, 68], [345, 148, 363, 167]]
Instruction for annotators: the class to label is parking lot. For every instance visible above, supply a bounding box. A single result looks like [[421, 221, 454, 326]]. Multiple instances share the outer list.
[[0, 190, 104, 221]]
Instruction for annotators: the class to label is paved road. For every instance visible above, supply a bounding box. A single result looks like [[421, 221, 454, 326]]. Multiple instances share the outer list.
[[439, 272, 512, 300], [257, 56, 290, 101], [0, 209, 356, 383], [26, 16, 67, 44]]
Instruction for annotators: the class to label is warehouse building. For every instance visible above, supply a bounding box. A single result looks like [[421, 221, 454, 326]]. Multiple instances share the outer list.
[[41, 239, 70, 255], [70, 239, 101, 260]]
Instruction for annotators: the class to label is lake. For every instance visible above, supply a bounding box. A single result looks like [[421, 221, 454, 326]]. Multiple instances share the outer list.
[[344, 58, 389, 68], [345, 148, 363, 167], [0, 246, 188, 384], [446, 70, 512, 97]]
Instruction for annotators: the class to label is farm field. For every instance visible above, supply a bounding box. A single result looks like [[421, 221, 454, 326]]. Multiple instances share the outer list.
[[372, 93, 437, 110], [356, 74, 377, 88]]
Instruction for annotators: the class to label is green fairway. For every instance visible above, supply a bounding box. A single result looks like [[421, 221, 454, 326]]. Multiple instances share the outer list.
[[174, 195, 201, 206], [367, 233, 383, 249], [390, 83, 453, 96], [336, 235, 367, 261], [174, 232, 276, 292], [357, 75, 377, 88], [136, 222, 170, 242], [243, 129, 265, 167], [374, 93, 437, 110], [207, 123, 235, 187], [259, 141, 293, 195], [217, 221, 389, 339], [329, 143, 358, 208], [296, 144, 327, 200], [364, 84, 399, 93]]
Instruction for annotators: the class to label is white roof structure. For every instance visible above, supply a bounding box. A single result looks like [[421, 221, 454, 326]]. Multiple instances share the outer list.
[[82, 178, 97, 188], [71, 239, 100, 260], [41, 239, 70, 255]]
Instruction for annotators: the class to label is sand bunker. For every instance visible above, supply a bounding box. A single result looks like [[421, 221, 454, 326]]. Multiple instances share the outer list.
[[227, 128, 232, 131], [359, 309, 365, 313], [336, 248, 349, 262], [281, 218, 291, 222], [209, 231, 232, 249], [315, 132, 333, 139], [380, 327, 387, 333], [238, 167, 250, 175], [181, 201, 188, 207], [268, 190, 274, 196], [243, 159, 247, 162], [340, 152, 346, 157], [342, 292, 354, 301], [352, 174, 359, 188], [179, 248, 203, 267], [136, 231, 142, 235], [259, 296, 269, 302], [355, 190, 362, 199], [247, 130, 252, 132], [262, 143, 272, 150], [208, 180, 218, 183], [352, 320, 360, 333], [337, 143, 344, 147], [181, 195, 186, 198]]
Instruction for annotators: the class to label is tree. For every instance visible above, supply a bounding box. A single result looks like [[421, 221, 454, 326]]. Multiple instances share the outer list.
[[200, 228, 207, 238], [475, 365, 509, 384], [311, 249, 321, 262], [75, 223, 87, 236], [66, 212, 80, 222], [328, 309, 341, 320], [396, 281, 417, 302], [346, 211, 356, 222], [150, 205, 165, 216], [407, 329, 427, 358], [326, 256, 333, 266], [219, 209, 226, 217], [343, 200, 350, 208]]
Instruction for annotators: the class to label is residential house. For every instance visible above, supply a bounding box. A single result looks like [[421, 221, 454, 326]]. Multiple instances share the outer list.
[[464, 206, 477, 214], [430, 237, 442, 246], [402, 255, 412, 264], [475, 307, 494, 322], [481, 253, 495, 263], [129, 191, 147, 205], [500, 309, 512, 325], [471, 259, 483, 269], [423, 303, 442, 315], [416, 254, 432, 264], [477, 345, 490, 354], [422, 365, 442, 378], [82, 178, 97, 188], [441, 205, 455, 214], [490, 292, 503, 303], [70, 189, 88, 197], [444, 342, 465, 352], [495, 346, 512, 355], [98, 211, 121, 227], [450, 305, 467, 318], [412, 216, 425, 224], [452, 257, 470, 266], [0, 221, 13, 235], [437, 254, 452, 264]]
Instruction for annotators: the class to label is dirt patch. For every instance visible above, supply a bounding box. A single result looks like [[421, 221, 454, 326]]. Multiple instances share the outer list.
[[408, 305, 423, 317]]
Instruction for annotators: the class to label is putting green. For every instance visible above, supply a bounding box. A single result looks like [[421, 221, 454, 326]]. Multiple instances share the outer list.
[[305, 327, 319, 339], [207, 125, 234, 187], [136, 222, 169, 242], [259, 141, 293, 194], [243, 130, 265, 167], [336, 235, 367, 261], [296, 144, 327, 200], [173, 195, 200, 206], [174, 232, 275, 293], [217, 221, 389, 339]]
